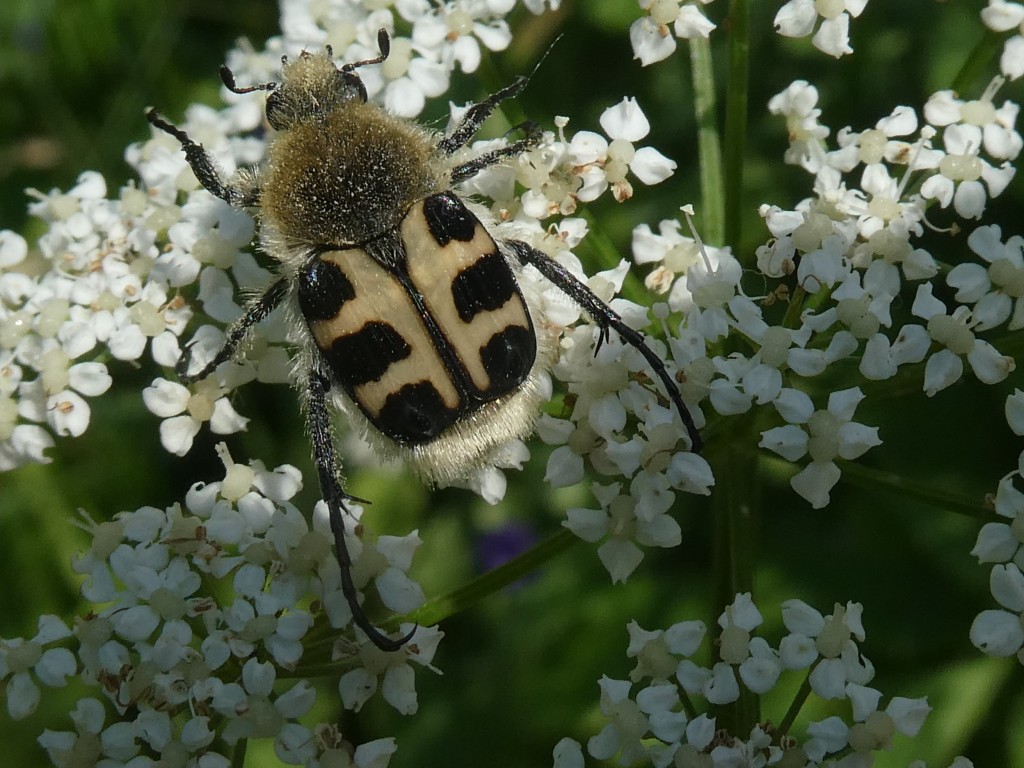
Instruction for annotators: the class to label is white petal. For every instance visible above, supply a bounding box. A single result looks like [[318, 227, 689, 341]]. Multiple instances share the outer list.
[[1001, 34, 1024, 80], [589, 394, 627, 437], [968, 339, 1016, 384], [143, 378, 189, 417], [812, 14, 853, 58], [809, 657, 846, 699], [703, 662, 740, 705], [991, 563, 1024, 611], [46, 391, 90, 437], [674, 5, 717, 39], [774, 0, 817, 37], [946, 263, 991, 303], [759, 424, 809, 461], [972, 522, 1019, 563], [982, 1, 1024, 32], [827, 387, 864, 420], [109, 324, 147, 361], [709, 380, 753, 415], [552, 738, 585, 768], [0, 231, 28, 267], [630, 147, 677, 184], [568, 131, 608, 165], [6, 673, 40, 719], [382, 663, 418, 715], [636, 513, 681, 548], [886, 696, 931, 736], [923, 349, 964, 396], [600, 98, 651, 142], [67, 363, 112, 397], [836, 422, 881, 459], [790, 461, 842, 508], [35, 648, 76, 687], [630, 16, 677, 66], [339, 667, 376, 712], [546, 445, 585, 488], [159, 414, 200, 456], [970, 608, 1024, 656], [597, 537, 644, 583], [953, 179, 987, 219], [666, 452, 715, 495], [739, 655, 781, 693], [354, 738, 399, 768], [209, 397, 249, 434], [384, 78, 425, 119], [774, 387, 815, 423], [1006, 389, 1024, 435], [376, 568, 426, 613]]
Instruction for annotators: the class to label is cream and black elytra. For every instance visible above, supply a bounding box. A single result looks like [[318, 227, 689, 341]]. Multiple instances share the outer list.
[[147, 29, 701, 651]]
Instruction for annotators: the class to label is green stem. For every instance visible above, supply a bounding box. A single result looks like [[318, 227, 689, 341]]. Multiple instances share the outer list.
[[723, 0, 750, 253], [776, 669, 815, 738], [690, 35, 724, 246], [231, 738, 248, 768], [709, 424, 761, 733], [837, 459, 997, 521], [951, 29, 1004, 95], [399, 527, 580, 630], [758, 454, 998, 521]]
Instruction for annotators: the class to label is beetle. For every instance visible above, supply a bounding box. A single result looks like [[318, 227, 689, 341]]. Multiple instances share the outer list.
[[147, 29, 701, 651]]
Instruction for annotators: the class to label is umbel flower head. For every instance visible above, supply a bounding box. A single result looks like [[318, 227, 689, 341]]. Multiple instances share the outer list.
[[0, 0, 1022, 766]]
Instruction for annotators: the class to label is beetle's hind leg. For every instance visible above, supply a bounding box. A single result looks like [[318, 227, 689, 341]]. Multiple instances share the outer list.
[[306, 361, 417, 652]]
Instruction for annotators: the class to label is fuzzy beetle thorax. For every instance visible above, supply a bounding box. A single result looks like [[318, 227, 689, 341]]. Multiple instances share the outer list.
[[259, 52, 444, 248]]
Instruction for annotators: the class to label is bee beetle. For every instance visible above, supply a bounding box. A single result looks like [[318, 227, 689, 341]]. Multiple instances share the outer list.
[[147, 29, 701, 651]]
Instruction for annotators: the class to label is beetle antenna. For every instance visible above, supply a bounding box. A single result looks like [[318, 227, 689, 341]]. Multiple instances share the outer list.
[[342, 28, 391, 72], [220, 65, 277, 95]]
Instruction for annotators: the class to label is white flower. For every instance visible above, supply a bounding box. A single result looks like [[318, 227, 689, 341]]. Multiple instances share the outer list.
[[774, 0, 869, 58], [911, 283, 1017, 394], [760, 387, 881, 508], [0, 616, 75, 719], [921, 124, 1016, 219], [568, 98, 676, 203], [143, 377, 249, 455], [630, 0, 717, 66], [564, 481, 682, 583], [947, 224, 1024, 331], [587, 676, 650, 764], [768, 80, 831, 172], [338, 625, 443, 715]]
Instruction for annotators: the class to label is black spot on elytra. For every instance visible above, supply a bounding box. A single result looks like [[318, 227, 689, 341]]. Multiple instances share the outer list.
[[298, 258, 356, 321], [480, 325, 535, 395], [377, 382, 456, 444], [324, 322, 411, 388], [423, 192, 476, 246], [450, 251, 517, 322]]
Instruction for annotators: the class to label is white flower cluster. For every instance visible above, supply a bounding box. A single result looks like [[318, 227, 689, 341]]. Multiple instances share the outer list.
[[551, 596, 936, 768], [970, 389, 1024, 661], [3, 0, 1024, 764], [0, 446, 439, 766]]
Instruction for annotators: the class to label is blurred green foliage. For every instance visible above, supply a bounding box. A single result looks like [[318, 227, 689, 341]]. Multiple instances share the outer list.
[[2, 1, 1024, 767]]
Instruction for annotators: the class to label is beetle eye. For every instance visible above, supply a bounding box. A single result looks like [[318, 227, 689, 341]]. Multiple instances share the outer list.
[[265, 91, 288, 129], [338, 70, 368, 104]]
